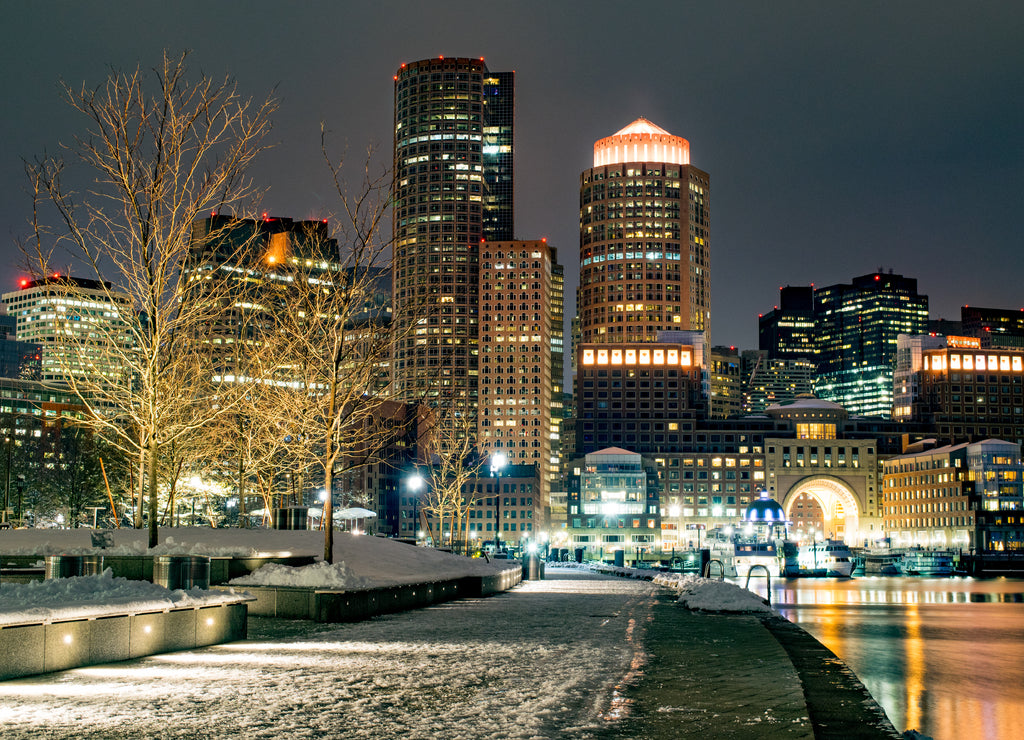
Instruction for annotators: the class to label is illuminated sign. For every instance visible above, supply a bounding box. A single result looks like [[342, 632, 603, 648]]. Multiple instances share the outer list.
[[947, 336, 981, 349]]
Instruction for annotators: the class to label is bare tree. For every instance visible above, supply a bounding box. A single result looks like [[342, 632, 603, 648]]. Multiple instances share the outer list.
[[420, 408, 488, 552], [234, 140, 421, 562], [24, 52, 276, 547]]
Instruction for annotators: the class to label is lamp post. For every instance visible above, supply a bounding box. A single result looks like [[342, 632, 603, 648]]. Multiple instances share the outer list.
[[490, 452, 507, 553], [407, 473, 424, 543], [2, 434, 11, 525], [15, 474, 25, 527]]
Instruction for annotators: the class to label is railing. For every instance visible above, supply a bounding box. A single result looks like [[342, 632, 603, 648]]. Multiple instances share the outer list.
[[745, 564, 771, 605], [703, 559, 725, 579]]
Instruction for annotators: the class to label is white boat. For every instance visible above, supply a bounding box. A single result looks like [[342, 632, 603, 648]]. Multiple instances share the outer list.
[[899, 548, 955, 576], [860, 550, 902, 576], [798, 540, 854, 577], [709, 536, 781, 579]]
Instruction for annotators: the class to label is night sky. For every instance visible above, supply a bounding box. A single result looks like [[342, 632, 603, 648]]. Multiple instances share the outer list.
[[2, 1, 1022, 351]]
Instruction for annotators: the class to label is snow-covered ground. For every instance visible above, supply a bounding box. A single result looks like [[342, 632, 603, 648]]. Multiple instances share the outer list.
[[0, 570, 248, 626], [0, 569, 657, 739], [0, 527, 514, 587]]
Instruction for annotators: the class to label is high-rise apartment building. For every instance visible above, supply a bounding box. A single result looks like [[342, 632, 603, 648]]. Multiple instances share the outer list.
[[578, 119, 710, 344], [392, 57, 514, 415], [741, 351, 817, 413], [2, 276, 132, 386], [814, 271, 928, 418]]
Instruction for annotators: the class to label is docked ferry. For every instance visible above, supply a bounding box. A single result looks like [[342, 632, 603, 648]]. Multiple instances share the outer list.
[[797, 540, 855, 578], [899, 548, 956, 576]]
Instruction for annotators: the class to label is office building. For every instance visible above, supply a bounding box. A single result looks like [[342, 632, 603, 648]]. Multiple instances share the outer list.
[[758, 286, 816, 361], [578, 118, 710, 344], [392, 57, 514, 416], [961, 306, 1024, 349], [709, 346, 742, 419], [741, 351, 816, 413], [2, 276, 132, 387], [907, 342, 1024, 446], [814, 271, 928, 418]]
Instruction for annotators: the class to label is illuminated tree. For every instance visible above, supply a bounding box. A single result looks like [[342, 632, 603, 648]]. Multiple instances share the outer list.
[[24, 52, 276, 547]]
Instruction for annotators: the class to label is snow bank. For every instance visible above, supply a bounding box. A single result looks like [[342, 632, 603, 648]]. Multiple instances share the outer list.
[[229, 560, 370, 589], [0, 527, 517, 587], [0, 569, 249, 626], [653, 572, 775, 613]]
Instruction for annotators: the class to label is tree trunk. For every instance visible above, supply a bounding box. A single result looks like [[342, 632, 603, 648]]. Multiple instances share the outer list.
[[323, 466, 334, 563], [135, 449, 146, 528], [147, 440, 159, 548]]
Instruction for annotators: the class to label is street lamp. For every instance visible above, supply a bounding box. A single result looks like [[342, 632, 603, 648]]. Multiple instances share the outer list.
[[407, 473, 425, 543], [490, 452, 507, 552]]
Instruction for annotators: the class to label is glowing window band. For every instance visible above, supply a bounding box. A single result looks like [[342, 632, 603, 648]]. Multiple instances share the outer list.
[[581, 347, 692, 367]]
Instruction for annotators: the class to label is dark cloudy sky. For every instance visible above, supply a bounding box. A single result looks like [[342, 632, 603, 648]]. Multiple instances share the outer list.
[[2, 1, 1022, 350]]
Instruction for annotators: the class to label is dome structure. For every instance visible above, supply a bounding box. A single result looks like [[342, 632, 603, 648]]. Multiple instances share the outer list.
[[744, 490, 787, 524], [765, 394, 848, 425], [592, 117, 690, 167]]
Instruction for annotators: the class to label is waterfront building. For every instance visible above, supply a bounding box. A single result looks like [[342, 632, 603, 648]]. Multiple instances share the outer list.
[[402, 461, 541, 546], [892, 333, 949, 421], [882, 439, 1024, 551], [2, 276, 132, 387], [186, 214, 394, 394], [566, 447, 661, 562], [814, 271, 929, 418], [758, 286, 817, 361], [478, 239, 560, 513], [391, 57, 514, 420], [906, 342, 1024, 446], [762, 398, 883, 546], [578, 118, 710, 344]]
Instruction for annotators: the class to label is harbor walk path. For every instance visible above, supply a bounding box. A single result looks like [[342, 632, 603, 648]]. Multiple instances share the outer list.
[[0, 568, 896, 739]]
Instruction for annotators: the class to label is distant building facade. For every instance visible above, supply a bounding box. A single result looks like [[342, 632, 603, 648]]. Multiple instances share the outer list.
[[2, 276, 132, 387]]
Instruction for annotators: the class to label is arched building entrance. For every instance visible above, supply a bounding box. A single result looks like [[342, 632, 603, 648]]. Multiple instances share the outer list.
[[782, 476, 861, 544]]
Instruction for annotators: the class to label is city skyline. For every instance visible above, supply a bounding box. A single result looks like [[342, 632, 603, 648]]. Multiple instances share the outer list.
[[2, 2, 1022, 352]]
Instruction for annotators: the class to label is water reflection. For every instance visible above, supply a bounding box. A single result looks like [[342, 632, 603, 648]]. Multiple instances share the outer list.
[[772, 577, 1024, 740]]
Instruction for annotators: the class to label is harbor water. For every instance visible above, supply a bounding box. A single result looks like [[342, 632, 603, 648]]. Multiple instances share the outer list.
[[761, 576, 1024, 740]]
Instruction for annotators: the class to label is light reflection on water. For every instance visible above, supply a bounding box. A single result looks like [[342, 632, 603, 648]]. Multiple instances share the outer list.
[[770, 577, 1024, 740]]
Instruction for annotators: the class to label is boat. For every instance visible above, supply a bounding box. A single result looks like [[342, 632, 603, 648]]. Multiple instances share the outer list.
[[899, 548, 955, 576], [708, 534, 781, 579], [861, 550, 902, 576], [797, 539, 855, 577]]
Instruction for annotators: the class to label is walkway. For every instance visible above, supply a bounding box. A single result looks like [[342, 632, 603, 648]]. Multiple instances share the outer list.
[[0, 569, 897, 739]]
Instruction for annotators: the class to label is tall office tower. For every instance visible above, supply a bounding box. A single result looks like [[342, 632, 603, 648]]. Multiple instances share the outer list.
[[758, 286, 817, 360], [478, 240, 559, 509], [961, 306, 1024, 349], [0, 314, 41, 380], [392, 57, 514, 419], [549, 262, 566, 492], [2, 276, 132, 386], [578, 118, 710, 344], [814, 271, 928, 418]]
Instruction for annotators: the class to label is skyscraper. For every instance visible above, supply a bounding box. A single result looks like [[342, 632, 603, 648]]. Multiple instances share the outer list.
[[814, 271, 928, 417], [578, 118, 710, 344], [392, 57, 514, 416], [758, 286, 816, 361]]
